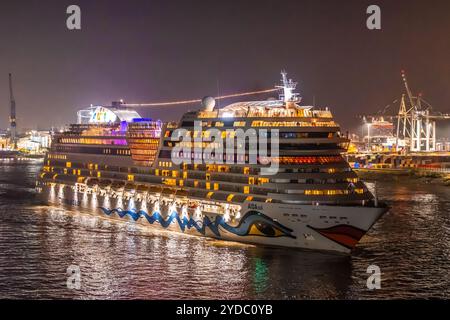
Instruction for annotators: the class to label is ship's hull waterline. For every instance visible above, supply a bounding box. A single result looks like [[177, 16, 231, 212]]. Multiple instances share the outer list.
[[38, 184, 388, 254]]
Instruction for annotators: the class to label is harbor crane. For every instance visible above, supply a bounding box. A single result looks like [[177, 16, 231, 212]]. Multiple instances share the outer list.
[[9, 73, 17, 149], [395, 71, 450, 152], [359, 71, 450, 153]]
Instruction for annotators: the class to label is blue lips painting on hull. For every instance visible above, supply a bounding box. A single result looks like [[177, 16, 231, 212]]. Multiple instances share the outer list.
[[99, 207, 296, 239]]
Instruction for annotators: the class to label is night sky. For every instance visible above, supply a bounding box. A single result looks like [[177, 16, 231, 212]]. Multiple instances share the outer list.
[[1, 0, 449, 135]]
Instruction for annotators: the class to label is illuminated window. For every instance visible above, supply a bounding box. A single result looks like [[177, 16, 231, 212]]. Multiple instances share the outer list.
[[162, 170, 170, 176], [213, 183, 219, 190], [164, 179, 176, 186], [183, 171, 188, 179], [97, 172, 101, 178], [127, 174, 134, 181], [206, 173, 210, 181], [248, 177, 255, 184], [245, 196, 253, 201], [265, 198, 272, 203], [63, 168, 68, 174], [194, 180, 199, 187], [243, 167, 250, 175], [227, 194, 234, 202], [206, 182, 211, 190], [218, 165, 229, 172], [66, 162, 72, 168], [206, 192, 214, 199], [243, 186, 250, 194], [179, 180, 184, 187]]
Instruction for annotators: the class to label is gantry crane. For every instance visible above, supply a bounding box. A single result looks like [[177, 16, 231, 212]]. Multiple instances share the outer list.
[[396, 71, 437, 152], [9, 73, 17, 149]]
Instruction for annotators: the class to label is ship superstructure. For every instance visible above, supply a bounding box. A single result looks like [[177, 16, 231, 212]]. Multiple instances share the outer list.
[[36, 73, 388, 253]]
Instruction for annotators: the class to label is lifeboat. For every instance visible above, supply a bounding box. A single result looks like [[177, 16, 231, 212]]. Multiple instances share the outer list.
[[86, 178, 99, 187], [111, 180, 125, 191], [148, 185, 162, 194], [175, 189, 188, 197], [136, 184, 149, 193], [98, 179, 112, 188], [124, 183, 136, 192]]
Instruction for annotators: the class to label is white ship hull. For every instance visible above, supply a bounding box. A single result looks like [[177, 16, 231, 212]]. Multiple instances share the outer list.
[[38, 185, 388, 254]]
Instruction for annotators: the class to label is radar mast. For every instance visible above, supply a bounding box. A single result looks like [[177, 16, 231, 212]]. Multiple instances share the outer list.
[[277, 70, 300, 103]]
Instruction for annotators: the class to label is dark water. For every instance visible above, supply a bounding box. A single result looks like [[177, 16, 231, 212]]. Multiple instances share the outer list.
[[0, 161, 449, 299]]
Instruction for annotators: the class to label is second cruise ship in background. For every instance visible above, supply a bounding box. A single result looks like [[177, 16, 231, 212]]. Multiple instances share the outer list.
[[36, 72, 388, 254]]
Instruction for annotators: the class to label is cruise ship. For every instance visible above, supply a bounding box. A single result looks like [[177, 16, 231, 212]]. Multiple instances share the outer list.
[[36, 72, 388, 254]]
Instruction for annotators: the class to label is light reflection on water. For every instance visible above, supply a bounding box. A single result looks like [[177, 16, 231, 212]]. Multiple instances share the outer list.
[[0, 162, 449, 299]]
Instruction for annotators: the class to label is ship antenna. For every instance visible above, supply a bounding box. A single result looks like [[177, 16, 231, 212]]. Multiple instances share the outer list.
[[276, 70, 300, 103]]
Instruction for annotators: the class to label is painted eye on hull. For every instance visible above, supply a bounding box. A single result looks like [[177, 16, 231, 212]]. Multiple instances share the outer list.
[[248, 221, 285, 237]]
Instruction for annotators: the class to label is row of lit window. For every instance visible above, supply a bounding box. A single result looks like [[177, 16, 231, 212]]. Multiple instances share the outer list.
[[47, 154, 67, 160], [268, 156, 343, 165], [186, 164, 251, 175], [251, 121, 337, 127], [304, 189, 364, 195], [131, 149, 158, 155], [158, 161, 173, 168], [172, 141, 224, 148], [173, 152, 249, 162], [180, 130, 239, 139], [127, 138, 160, 143], [192, 179, 250, 194], [59, 138, 127, 145], [197, 108, 333, 120], [117, 149, 131, 155]]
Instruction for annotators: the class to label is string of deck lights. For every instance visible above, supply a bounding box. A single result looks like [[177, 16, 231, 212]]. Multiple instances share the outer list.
[[122, 88, 278, 107]]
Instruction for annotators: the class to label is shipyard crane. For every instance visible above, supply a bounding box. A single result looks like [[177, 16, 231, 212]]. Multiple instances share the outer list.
[[396, 71, 437, 152], [358, 71, 450, 153], [9, 73, 17, 149]]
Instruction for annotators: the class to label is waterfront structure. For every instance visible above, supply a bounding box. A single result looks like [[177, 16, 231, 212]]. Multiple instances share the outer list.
[[36, 73, 388, 253], [17, 130, 52, 154], [363, 117, 399, 152]]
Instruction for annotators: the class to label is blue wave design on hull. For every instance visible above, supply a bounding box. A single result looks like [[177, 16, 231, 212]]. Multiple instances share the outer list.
[[99, 207, 295, 239]]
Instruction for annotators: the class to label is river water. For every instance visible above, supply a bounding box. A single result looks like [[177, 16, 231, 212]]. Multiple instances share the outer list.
[[0, 160, 449, 299]]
